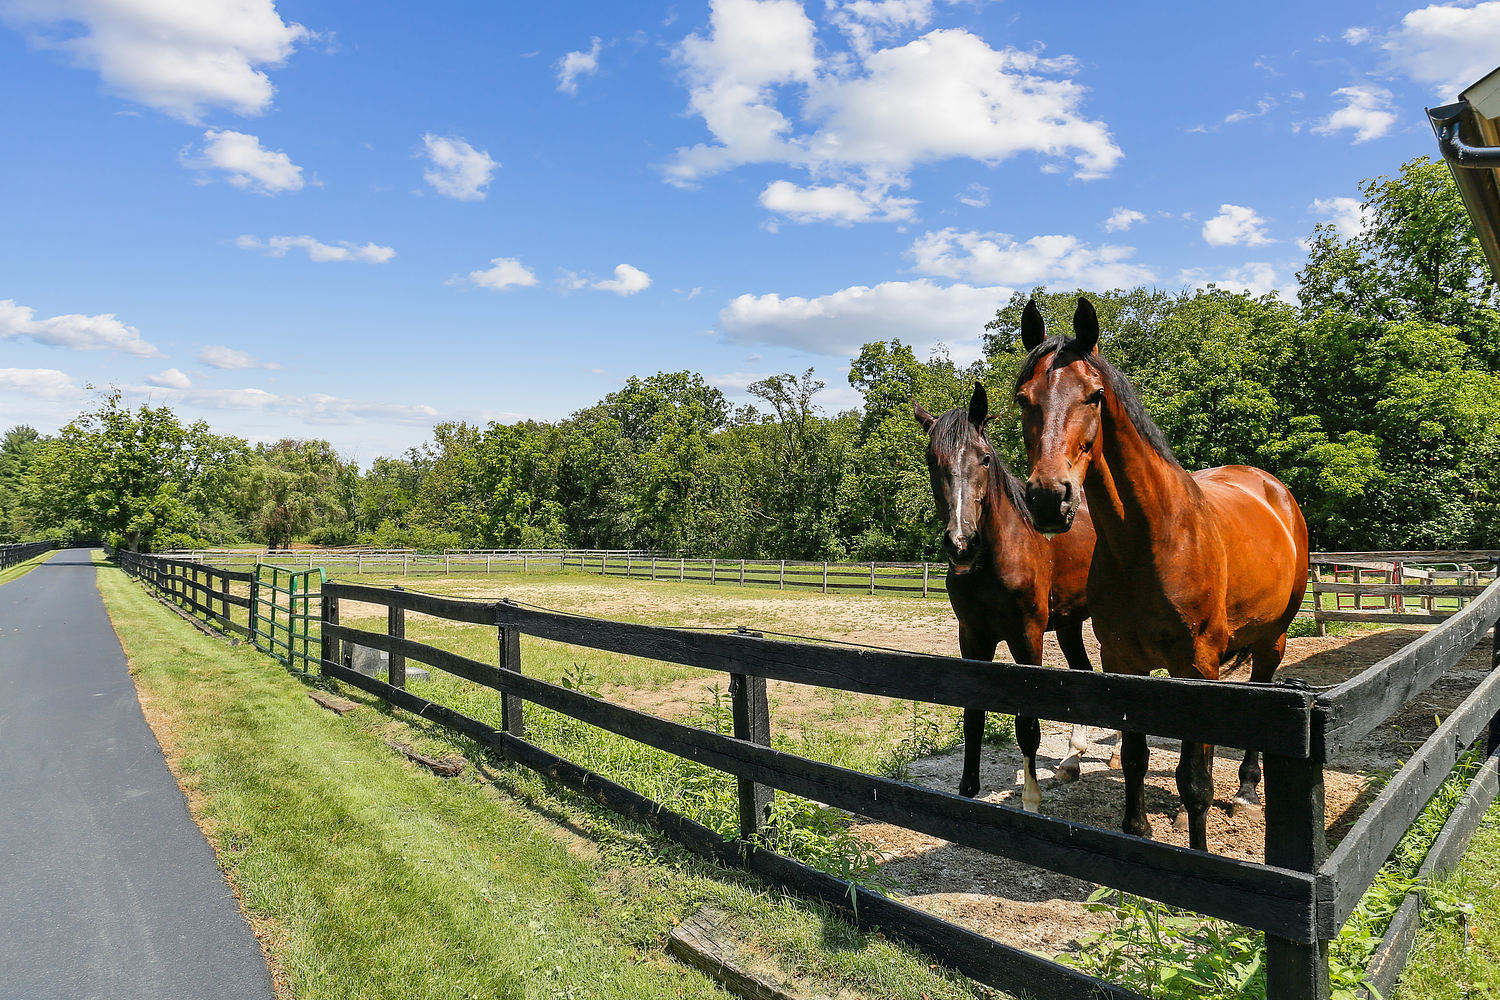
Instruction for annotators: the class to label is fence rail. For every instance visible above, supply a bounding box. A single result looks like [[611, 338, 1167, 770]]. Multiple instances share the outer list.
[[0, 540, 53, 572], [116, 546, 1500, 1000]]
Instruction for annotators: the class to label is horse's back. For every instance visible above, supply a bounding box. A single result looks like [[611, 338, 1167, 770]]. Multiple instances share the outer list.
[[1193, 465, 1310, 633]]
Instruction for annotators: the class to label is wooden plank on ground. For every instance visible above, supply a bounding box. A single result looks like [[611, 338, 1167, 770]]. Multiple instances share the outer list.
[[667, 906, 809, 1000], [309, 690, 360, 714], [383, 740, 466, 777]]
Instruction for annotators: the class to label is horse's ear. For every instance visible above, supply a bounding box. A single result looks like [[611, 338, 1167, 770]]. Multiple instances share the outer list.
[[967, 381, 988, 427], [913, 401, 936, 433], [1071, 296, 1100, 355], [1020, 298, 1045, 350]]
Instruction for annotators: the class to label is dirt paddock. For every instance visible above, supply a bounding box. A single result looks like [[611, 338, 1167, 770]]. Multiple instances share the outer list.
[[342, 575, 1489, 955]]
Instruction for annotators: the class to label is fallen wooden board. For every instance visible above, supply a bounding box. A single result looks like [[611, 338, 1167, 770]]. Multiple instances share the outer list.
[[383, 740, 466, 777], [668, 905, 834, 1000], [308, 690, 360, 715]]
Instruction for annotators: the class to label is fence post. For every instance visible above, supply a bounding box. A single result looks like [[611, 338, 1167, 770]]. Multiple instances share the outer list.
[[498, 621, 523, 739], [729, 637, 773, 839], [923, 563, 930, 598], [740, 559, 746, 586], [446, 552, 451, 575], [1262, 754, 1330, 1000], [680, 557, 685, 582], [711, 558, 716, 584], [822, 562, 828, 593], [220, 572, 231, 630], [651, 556, 657, 581], [523, 553, 528, 575], [780, 560, 785, 590], [870, 561, 876, 594], [388, 601, 406, 688], [601, 553, 607, 576], [248, 571, 260, 646], [320, 591, 340, 676], [1391, 560, 1403, 614]]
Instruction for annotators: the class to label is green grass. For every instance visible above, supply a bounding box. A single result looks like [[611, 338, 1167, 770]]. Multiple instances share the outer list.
[[1393, 796, 1500, 999], [97, 555, 996, 1000], [0, 548, 55, 587]]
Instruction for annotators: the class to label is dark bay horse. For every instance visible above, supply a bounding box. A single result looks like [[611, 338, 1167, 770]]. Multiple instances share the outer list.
[[917, 310, 1099, 809], [1015, 297, 1309, 851]]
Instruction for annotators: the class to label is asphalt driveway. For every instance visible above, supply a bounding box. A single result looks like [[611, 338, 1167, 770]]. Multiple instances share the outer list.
[[0, 549, 274, 1000]]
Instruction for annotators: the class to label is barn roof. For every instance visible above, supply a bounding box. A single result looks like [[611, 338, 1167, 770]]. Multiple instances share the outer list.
[[1429, 65, 1500, 285]]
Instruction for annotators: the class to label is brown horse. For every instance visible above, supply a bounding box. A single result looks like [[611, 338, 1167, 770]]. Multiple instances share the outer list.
[[1014, 297, 1309, 851], [917, 306, 1100, 808]]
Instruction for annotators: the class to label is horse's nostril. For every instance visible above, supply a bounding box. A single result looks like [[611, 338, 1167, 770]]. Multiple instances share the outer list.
[[1061, 482, 1072, 504]]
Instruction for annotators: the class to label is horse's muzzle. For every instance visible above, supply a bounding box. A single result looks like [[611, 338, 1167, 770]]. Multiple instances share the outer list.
[[1025, 482, 1078, 535]]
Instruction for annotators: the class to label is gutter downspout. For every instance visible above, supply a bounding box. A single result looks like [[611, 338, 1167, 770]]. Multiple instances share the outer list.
[[1428, 101, 1500, 285]]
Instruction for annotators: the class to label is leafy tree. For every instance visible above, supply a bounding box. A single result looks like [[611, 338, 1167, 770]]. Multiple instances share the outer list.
[[245, 439, 346, 549], [0, 426, 44, 541], [19, 391, 247, 550]]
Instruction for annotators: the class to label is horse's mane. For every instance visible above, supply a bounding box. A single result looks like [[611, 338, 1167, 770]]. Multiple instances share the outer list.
[[1015, 336, 1180, 467], [931, 407, 1034, 526]]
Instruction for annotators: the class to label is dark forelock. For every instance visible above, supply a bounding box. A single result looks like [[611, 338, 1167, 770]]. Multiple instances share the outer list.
[[1013, 338, 1179, 467]]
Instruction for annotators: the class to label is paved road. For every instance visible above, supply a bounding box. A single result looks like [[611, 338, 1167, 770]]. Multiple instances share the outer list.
[[0, 549, 274, 1000]]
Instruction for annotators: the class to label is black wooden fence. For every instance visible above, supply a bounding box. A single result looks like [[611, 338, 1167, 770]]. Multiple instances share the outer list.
[[0, 540, 53, 572], [115, 549, 1500, 1000]]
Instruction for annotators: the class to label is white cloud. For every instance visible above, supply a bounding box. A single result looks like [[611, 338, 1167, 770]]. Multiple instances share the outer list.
[[0, 368, 77, 399], [667, 4, 1121, 214], [0, 298, 163, 357], [148, 367, 192, 389], [421, 134, 498, 200], [197, 345, 280, 370], [557, 37, 602, 94], [458, 257, 539, 291], [0, 0, 308, 122], [185, 129, 304, 194], [909, 228, 1156, 289], [133, 383, 439, 426], [708, 370, 773, 390], [1104, 207, 1145, 232], [829, 0, 934, 55], [236, 234, 395, 263], [1343, 26, 1372, 45], [759, 179, 916, 223], [1312, 84, 1396, 143], [1310, 196, 1365, 238], [593, 264, 652, 295], [957, 183, 989, 208], [1201, 204, 1273, 247], [1376, 1, 1500, 99], [1222, 97, 1277, 125], [719, 278, 1006, 360], [1178, 262, 1294, 300]]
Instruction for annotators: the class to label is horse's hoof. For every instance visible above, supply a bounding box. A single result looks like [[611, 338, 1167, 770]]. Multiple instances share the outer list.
[[1172, 810, 1190, 832], [1229, 800, 1264, 822], [1056, 762, 1081, 783], [958, 783, 979, 799], [1123, 818, 1153, 839]]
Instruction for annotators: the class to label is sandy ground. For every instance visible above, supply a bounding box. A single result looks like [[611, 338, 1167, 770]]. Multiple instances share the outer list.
[[341, 575, 1491, 956]]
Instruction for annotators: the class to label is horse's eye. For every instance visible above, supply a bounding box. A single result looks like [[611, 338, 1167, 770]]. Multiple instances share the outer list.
[[980, 453, 991, 466], [1013, 395, 1026, 408], [1089, 388, 1105, 404]]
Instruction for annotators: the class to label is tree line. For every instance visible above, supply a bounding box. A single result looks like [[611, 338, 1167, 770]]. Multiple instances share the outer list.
[[4, 157, 1498, 557]]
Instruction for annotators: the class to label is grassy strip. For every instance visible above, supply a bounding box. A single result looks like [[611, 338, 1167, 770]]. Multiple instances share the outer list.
[[1393, 797, 1500, 998], [1059, 751, 1493, 1000], [0, 548, 55, 587], [97, 557, 993, 1000]]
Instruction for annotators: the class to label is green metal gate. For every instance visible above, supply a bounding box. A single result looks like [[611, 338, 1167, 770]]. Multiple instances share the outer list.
[[251, 563, 325, 673]]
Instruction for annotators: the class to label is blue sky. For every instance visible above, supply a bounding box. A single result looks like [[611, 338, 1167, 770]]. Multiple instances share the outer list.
[[3, 0, 1497, 463]]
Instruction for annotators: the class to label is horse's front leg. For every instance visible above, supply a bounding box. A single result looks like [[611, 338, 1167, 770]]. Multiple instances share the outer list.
[[1120, 730, 1151, 838], [957, 628, 999, 798], [1174, 742, 1215, 852], [1005, 632, 1045, 812], [1054, 619, 1093, 782]]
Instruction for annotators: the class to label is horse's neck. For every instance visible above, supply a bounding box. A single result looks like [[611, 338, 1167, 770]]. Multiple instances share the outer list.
[[980, 466, 1035, 571], [1085, 396, 1197, 562]]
